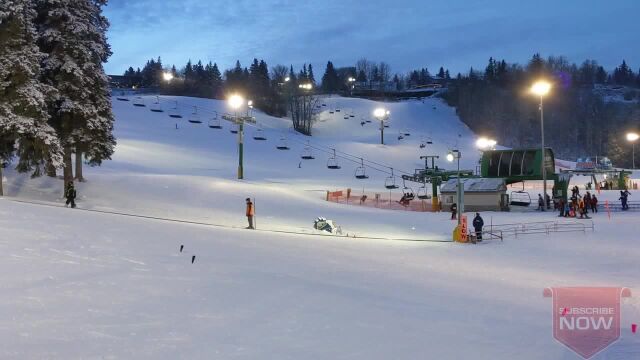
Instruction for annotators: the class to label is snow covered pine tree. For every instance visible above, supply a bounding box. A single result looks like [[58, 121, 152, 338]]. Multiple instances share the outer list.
[[36, 0, 115, 189], [0, 0, 62, 195]]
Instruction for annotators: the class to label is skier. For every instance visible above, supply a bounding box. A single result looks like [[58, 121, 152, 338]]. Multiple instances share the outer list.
[[450, 203, 457, 220], [65, 181, 77, 208], [578, 198, 589, 219], [537, 194, 545, 211], [619, 191, 629, 210], [245, 198, 255, 229], [591, 194, 598, 213], [472, 213, 484, 241]]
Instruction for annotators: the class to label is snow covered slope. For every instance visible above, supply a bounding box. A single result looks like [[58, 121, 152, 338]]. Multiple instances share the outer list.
[[2, 95, 480, 239]]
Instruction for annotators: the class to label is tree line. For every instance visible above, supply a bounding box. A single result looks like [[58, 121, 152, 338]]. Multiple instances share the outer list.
[[442, 54, 640, 167], [0, 0, 115, 195]]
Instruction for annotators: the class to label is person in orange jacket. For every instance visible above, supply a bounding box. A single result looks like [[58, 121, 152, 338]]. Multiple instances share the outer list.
[[245, 198, 255, 229]]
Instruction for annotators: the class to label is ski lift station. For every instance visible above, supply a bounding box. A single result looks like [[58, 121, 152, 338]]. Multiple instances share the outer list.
[[440, 178, 508, 212]]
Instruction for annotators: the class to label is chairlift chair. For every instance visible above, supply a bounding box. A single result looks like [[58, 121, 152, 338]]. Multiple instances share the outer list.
[[398, 134, 404, 141], [253, 128, 267, 141], [301, 142, 315, 160], [116, 96, 129, 102], [208, 112, 222, 129], [402, 179, 415, 201], [417, 185, 431, 200], [403, 129, 411, 136], [133, 97, 146, 107], [327, 149, 341, 169], [276, 136, 290, 150], [510, 191, 532, 207], [349, 114, 355, 118], [168, 101, 183, 118], [335, 109, 341, 112], [385, 168, 399, 189], [343, 116, 349, 120], [188, 106, 202, 124], [230, 126, 239, 134], [150, 96, 164, 112], [354, 158, 368, 179]]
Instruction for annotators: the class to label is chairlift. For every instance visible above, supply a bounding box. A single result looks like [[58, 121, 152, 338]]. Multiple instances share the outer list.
[[354, 158, 368, 179], [150, 96, 164, 112], [360, 121, 366, 126], [398, 133, 404, 141], [322, 103, 327, 107], [510, 191, 532, 207], [253, 127, 267, 141], [343, 116, 349, 120], [132, 97, 146, 107], [349, 114, 355, 118], [335, 109, 341, 113], [301, 142, 315, 160], [403, 129, 411, 136], [208, 111, 222, 129], [116, 96, 129, 102], [417, 185, 431, 200], [327, 149, 341, 169], [188, 106, 202, 124], [230, 126, 239, 134], [366, 120, 372, 123], [169, 101, 183, 118], [402, 179, 415, 200], [329, 110, 335, 114], [276, 135, 290, 150], [385, 168, 399, 189]]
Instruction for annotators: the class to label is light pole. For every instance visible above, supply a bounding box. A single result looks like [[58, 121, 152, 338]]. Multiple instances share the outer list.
[[627, 132, 639, 169], [531, 80, 551, 209], [229, 94, 246, 179], [447, 150, 462, 225], [348, 77, 356, 96], [374, 108, 390, 144]]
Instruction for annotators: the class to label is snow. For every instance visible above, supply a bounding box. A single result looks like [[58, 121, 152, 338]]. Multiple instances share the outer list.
[[1, 95, 639, 359], [441, 177, 506, 192]]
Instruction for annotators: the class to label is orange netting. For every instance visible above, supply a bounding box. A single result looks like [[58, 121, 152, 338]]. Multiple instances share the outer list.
[[326, 189, 440, 212]]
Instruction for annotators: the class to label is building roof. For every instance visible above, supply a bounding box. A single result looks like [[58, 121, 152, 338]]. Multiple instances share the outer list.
[[440, 178, 506, 193]]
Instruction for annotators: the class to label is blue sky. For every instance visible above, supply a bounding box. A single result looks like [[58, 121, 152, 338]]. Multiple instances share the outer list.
[[104, 0, 640, 76]]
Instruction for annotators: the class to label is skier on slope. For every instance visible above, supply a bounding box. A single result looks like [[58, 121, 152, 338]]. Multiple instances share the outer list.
[[245, 198, 255, 229], [65, 182, 77, 208], [450, 203, 457, 220]]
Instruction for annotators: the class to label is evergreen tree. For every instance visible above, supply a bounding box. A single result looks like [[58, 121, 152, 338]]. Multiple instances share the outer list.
[[437, 67, 446, 79], [0, 0, 62, 189], [321, 61, 340, 93], [37, 0, 116, 186], [307, 64, 316, 86]]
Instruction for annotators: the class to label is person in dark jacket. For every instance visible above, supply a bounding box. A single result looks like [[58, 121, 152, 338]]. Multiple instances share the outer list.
[[537, 194, 545, 211], [472, 213, 484, 241], [584, 192, 592, 214], [65, 182, 77, 208], [591, 194, 598, 213], [450, 203, 457, 220], [545, 193, 551, 209], [558, 198, 565, 217]]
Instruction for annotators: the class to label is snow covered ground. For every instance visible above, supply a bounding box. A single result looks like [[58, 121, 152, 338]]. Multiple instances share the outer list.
[[1, 95, 639, 359]]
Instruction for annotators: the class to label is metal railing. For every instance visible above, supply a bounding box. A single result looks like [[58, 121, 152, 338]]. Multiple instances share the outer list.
[[485, 220, 594, 239]]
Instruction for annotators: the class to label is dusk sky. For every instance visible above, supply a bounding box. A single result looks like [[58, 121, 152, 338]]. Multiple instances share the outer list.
[[104, 0, 640, 76]]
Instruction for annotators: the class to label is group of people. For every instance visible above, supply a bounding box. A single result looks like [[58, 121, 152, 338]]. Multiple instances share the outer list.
[[556, 188, 598, 219]]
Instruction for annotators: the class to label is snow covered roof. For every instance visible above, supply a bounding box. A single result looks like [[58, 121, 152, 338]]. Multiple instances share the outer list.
[[440, 178, 506, 193]]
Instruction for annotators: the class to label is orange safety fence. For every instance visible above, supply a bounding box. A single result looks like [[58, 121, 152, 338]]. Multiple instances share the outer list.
[[326, 189, 440, 212]]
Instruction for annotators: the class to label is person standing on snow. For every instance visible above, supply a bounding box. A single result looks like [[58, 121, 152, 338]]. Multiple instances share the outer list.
[[472, 213, 484, 241], [584, 192, 592, 214], [591, 194, 598, 213], [65, 182, 77, 208], [450, 203, 457, 220], [537, 194, 545, 211], [245, 198, 255, 229]]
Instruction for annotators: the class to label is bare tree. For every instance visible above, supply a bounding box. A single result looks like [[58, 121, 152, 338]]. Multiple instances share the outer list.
[[271, 65, 288, 84]]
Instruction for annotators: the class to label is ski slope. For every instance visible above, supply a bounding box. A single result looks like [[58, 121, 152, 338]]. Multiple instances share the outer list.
[[1, 95, 640, 359], [2, 94, 482, 239]]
